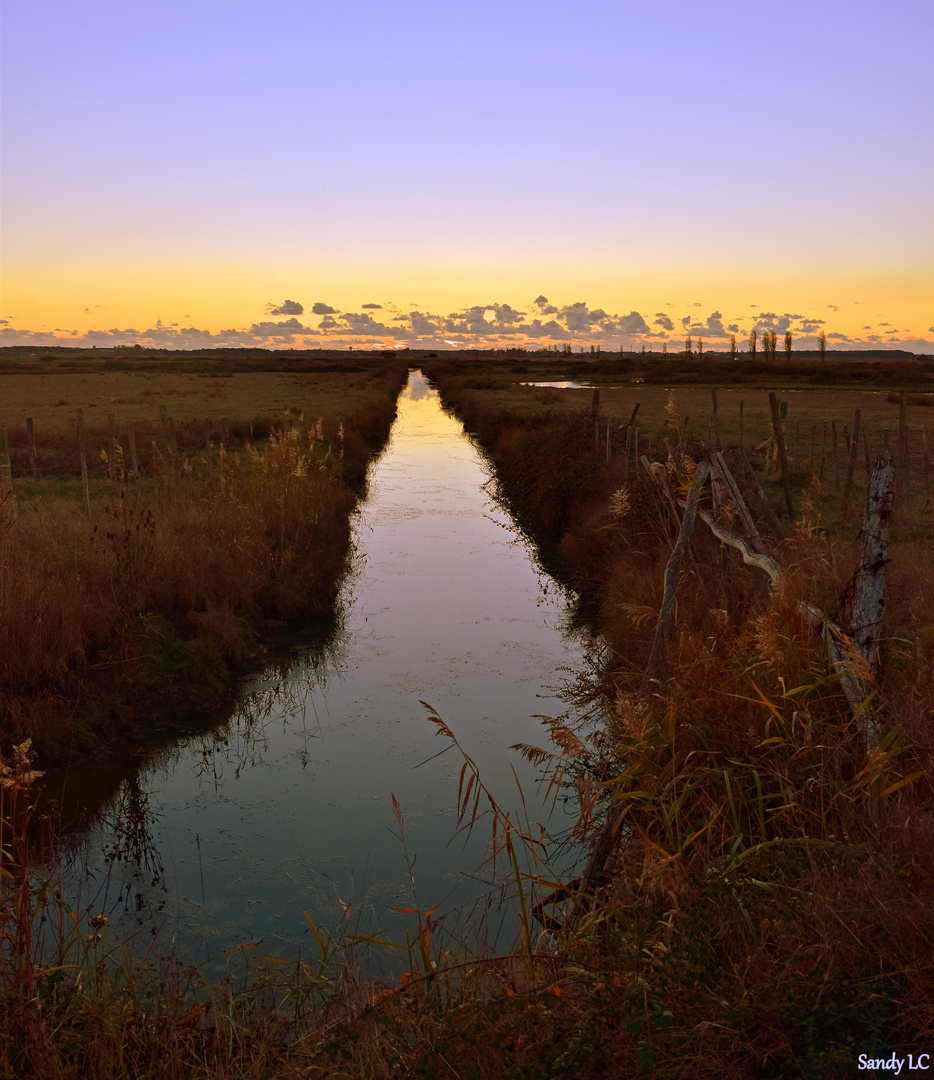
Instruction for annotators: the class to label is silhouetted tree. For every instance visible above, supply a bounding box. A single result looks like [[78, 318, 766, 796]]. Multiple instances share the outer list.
[[784, 329, 793, 358], [749, 329, 758, 357], [730, 333, 737, 359], [818, 329, 827, 361]]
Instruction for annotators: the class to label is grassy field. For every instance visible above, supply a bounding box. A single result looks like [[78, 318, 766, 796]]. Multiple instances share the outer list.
[[0, 351, 408, 765]]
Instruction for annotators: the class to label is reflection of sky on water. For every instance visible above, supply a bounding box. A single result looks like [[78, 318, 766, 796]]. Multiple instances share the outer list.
[[57, 370, 590, 964]]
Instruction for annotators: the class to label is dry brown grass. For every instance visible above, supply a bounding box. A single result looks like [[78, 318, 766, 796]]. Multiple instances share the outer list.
[[0, 363, 407, 764]]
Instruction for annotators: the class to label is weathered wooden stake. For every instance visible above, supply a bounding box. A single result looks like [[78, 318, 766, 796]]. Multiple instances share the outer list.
[[220, 417, 229, 449], [767, 391, 795, 520], [840, 408, 862, 517], [734, 447, 786, 540], [793, 420, 799, 467], [127, 428, 139, 480], [646, 461, 711, 679], [0, 425, 16, 521], [712, 452, 768, 556], [851, 448, 894, 684], [628, 403, 640, 429]]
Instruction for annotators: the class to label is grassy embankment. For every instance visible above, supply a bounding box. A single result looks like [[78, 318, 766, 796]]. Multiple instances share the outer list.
[[403, 354, 934, 1075], [0, 351, 408, 764], [0, 350, 932, 1079]]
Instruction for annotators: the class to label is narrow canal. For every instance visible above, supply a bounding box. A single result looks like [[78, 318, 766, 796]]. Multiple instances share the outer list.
[[55, 371, 590, 961]]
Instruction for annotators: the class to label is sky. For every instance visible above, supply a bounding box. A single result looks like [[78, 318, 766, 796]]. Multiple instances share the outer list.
[[2, 0, 932, 352]]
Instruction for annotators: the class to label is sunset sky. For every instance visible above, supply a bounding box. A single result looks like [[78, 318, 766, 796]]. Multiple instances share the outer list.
[[3, 0, 932, 352]]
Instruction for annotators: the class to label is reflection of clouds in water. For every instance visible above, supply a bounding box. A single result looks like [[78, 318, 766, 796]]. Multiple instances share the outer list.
[[401, 371, 434, 401]]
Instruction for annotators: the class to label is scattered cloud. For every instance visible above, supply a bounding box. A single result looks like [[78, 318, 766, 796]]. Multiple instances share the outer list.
[[267, 299, 304, 316], [2, 295, 930, 352]]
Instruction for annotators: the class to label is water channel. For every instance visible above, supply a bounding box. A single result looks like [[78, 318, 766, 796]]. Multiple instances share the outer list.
[[52, 371, 591, 963]]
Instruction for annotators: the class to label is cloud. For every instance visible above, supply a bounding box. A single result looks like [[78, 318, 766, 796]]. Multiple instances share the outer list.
[[246, 317, 311, 337], [705, 311, 726, 336], [5, 294, 925, 352], [267, 299, 304, 316], [827, 304, 840, 311]]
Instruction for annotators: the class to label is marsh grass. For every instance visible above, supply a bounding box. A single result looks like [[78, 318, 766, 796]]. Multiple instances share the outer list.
[[0, 367, 407, 764]]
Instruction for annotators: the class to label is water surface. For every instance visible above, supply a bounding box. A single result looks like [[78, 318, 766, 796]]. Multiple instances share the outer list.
[[56, 371, 589, 960]]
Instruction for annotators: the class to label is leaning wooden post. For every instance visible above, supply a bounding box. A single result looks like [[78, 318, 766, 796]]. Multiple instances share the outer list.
[[26, 418, 39, 479], [76, 409, 91, 518], [840, 408, 862, 518], [646, 462, 710, 680], [851, 448, 895, 692], [712, 452, 769, 556], [767, 391, 795, 520], [0, 425, 16, 521], [733, 447, 786, 540]]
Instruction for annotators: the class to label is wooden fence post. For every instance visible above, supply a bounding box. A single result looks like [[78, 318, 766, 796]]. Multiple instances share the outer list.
[[734, 447, 786, 540], [851, 448, 895, 683], [646, 462, 711, 679], [767, 391, 795, 520], [0, 425, 16, 521], [127, 428, 139, 480], [840, 408, 862, 517]]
